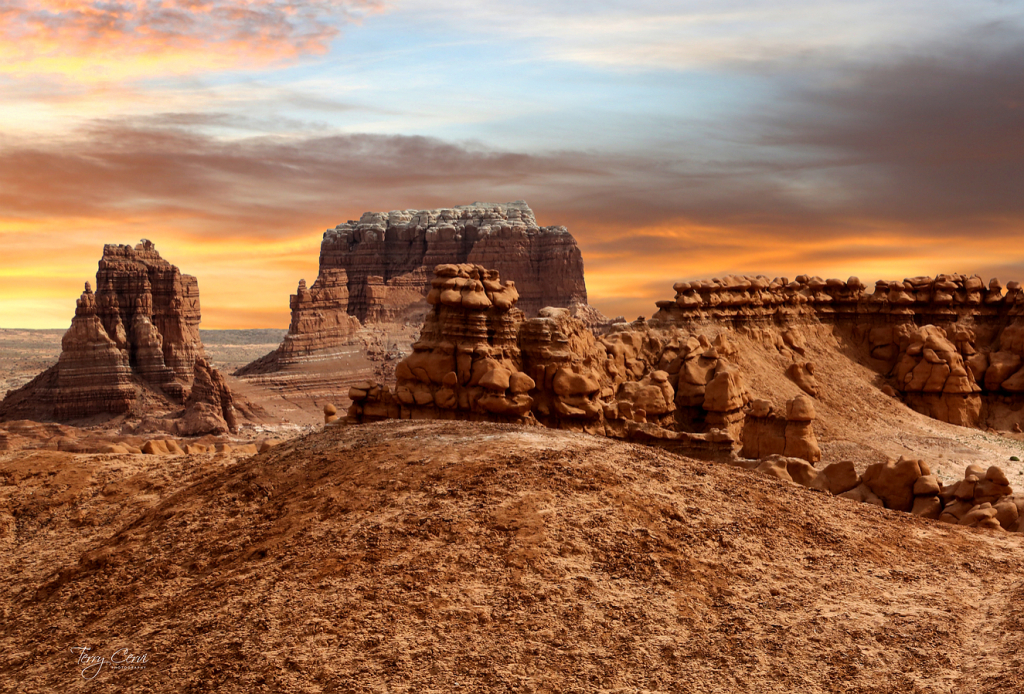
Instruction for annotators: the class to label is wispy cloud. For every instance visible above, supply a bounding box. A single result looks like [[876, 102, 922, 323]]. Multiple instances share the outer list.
[[0, 0, 384, 77], [0, 117, 613, 236], [398, 0, 1023, 71]]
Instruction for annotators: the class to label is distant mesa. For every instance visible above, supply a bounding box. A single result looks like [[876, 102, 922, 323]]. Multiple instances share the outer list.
[[0, 239, 242, 435], [323, 200, 588, 322], [237, 200, 597, 383]]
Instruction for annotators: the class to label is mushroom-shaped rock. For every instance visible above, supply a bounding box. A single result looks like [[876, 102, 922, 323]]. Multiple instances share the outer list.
[[509, 372, 536, 395], [749, 399, 772, 418], [552, 368, 600, 398], [986, 466, 1010, 485], [703, 366, 747, 412], [913, 475, 941, 496], [479, 367, 512, 392]]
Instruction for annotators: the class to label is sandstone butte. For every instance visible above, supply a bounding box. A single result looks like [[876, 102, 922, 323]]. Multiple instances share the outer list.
[[325, 200, 588, 321], [237, 201, 593, 374], [0, 240, 240, 436]]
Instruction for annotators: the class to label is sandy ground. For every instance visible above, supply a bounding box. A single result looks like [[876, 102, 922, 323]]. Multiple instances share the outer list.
[[199, 329, 288, 374], [1, 420, 1023, 692], [0, 329, 64, 396]]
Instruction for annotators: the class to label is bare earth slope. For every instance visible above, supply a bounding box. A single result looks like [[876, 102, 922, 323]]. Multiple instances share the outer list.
[[2, 420, 1024, 692], [687, 322, 1024, 476]]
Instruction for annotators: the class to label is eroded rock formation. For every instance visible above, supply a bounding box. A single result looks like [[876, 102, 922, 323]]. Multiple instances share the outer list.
[[237, 269, 363, 374], [346, 264, 792, 461], [652, 273, 1024, 429], [0, 240, 236, 426], [178, 358, 238, 435], [740, 396, 821, 462]]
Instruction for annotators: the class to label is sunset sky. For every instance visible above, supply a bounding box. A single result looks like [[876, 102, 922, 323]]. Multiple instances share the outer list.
[[1, 1, 1022, 328]]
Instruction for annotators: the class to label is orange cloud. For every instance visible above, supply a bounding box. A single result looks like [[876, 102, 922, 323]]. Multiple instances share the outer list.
[[0, 0, 383, 78], [2, 60, 1023, 330]]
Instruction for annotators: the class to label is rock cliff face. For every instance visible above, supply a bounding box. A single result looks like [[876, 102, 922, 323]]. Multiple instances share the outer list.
[[238, 268, 363, 373], [320, 201, 588, 321], [346, 264, 749, 461], [95, 239, 205, 397], [652, 273, 1024, 428], [0, 240, 234, 428]]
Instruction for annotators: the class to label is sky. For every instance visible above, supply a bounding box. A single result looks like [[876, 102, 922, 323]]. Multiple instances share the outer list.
[[0, 0, 1022, 328]]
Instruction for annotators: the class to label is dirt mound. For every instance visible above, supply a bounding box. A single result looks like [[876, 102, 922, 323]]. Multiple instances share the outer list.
[[3, 420, 1024, 691]]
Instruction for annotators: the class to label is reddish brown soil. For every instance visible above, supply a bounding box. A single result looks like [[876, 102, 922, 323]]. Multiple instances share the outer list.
[[2, 420, 1023, 692]]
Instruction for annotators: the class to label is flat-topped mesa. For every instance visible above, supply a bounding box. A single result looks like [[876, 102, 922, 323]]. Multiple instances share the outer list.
[[320, 201, 589, 321], [0, 240, 228, 424]]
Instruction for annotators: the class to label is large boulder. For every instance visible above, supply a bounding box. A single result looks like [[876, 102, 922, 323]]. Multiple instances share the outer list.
[[861, 457, 925, 512]]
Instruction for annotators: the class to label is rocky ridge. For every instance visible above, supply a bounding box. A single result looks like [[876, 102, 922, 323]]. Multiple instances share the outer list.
[[654, 273, 1024, 429], [339, 263, 1024, 532]]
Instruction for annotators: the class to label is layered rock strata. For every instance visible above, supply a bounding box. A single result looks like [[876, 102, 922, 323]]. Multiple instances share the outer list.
[[237, 269, 363, 374], [232, 270, 394, 409], [320, 201, 588, 321], [652, 273, 1024, 429], [345, 264, 795, 461], [0, 240, 234, 425]]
